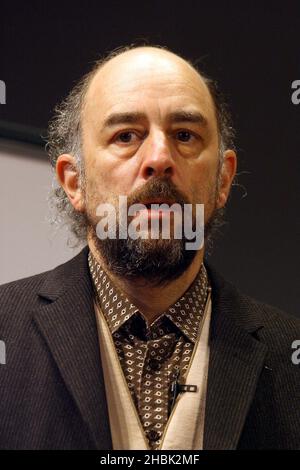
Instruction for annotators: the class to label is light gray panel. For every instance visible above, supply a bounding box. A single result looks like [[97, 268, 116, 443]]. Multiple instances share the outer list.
[[0, 139, 82, 284]]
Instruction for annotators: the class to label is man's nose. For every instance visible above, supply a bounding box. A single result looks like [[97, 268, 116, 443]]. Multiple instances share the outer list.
[[139, 130, 175, 179]]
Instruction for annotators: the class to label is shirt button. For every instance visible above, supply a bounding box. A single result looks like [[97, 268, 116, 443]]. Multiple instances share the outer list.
[[148, 359, 160, 371], [146, 430, 161, 442]]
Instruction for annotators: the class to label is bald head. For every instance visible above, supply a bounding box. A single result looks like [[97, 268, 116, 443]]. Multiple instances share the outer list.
[[81, 46, 219, 164], [48, 45, 234, 170], [83, 46, 214, 133], [86, 46, 208, 98]]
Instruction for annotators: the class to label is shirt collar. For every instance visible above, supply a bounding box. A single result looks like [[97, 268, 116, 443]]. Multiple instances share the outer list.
[[88, 251, 209, 343]]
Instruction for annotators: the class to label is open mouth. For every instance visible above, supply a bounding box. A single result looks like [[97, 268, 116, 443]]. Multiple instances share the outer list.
[[141, 199, 176, 208], [135, 200, 179, 221]]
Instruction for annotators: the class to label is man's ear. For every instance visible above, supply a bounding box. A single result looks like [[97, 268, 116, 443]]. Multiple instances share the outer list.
[[56, 154, 85, 212], [217, 149, 237, 208]]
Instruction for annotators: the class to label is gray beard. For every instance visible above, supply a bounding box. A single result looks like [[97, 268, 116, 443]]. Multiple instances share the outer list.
[[90, 229, 196, 287], [89, 206, 225, 287], [86, 176, 225, 286]]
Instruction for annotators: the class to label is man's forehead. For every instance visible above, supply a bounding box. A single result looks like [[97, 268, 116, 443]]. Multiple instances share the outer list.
[[100, 47, 202, 76], [83, 47, 213, 118]]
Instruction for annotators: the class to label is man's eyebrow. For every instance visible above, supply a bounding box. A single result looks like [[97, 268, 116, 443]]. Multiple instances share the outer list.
[[102, 110, 208, 129], [103, 112, 147, 128], [167, 110, 208, 126]]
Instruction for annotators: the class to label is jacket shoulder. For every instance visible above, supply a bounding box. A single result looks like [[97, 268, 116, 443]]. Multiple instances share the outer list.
[[238, 289, 299, 331], [0, 248, 88, 329], [206, 261, 300, 350], [240, 293, 300, 354], [0, 270, 52, 340], [0, 270, 50, 310]]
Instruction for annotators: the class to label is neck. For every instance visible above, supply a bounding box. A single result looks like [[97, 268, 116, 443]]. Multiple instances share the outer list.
[[88, 236, 204, 324]]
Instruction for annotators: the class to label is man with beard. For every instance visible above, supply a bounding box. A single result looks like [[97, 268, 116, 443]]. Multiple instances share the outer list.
[[0, 45, 299, 450]]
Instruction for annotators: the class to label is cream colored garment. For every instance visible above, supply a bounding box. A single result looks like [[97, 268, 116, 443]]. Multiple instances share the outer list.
[[94, 291, 211, 450]]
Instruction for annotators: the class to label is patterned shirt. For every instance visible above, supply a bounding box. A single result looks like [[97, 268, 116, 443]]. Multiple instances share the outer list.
[[88, 251, 210, 449]]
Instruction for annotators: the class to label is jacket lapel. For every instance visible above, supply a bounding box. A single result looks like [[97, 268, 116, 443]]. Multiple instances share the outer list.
[[32, 247, 112, 449], [203, 264, 268, 449]]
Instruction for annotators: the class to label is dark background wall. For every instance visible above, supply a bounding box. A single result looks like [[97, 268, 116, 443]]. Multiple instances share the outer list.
[[1, 1, 299, 317]]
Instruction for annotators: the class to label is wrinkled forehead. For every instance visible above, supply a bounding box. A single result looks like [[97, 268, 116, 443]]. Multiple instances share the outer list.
[[83, 48, 217, 128]]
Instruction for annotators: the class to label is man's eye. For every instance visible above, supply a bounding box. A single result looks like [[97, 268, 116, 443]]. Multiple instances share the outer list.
[[116, 131, 137, 143], [176, 131, 194, 142]]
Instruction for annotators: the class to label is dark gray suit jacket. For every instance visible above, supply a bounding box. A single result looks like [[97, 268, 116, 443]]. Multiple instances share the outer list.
[[0, 246, 299, 449]]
